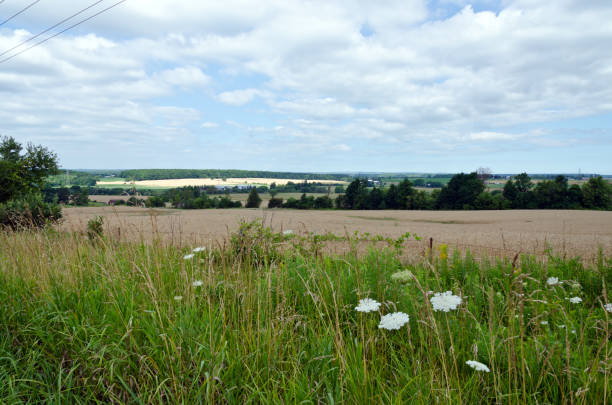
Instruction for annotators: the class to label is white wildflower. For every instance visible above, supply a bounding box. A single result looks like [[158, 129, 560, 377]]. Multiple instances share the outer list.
[[283, 230, 293, 236], [174, 295, 183, 301], [192, 280, 203, 287], [183, 254, 195, 260], [546, 277, 560, 286], [604, 303, 612, 313], [391, 270, 412, 284], [540, 320, 548, 325], [430, 291, 462, 312], [568, 296, 582, 304], [378, 312, 410, 330], [355, 298, 381, 313], [466, 360, 490, 373], [192, 247, 206, 253], [558, 325, 566, 329]]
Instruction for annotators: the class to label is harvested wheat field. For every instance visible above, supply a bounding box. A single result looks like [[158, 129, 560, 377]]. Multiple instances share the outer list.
[[60, 207, 612, 261]]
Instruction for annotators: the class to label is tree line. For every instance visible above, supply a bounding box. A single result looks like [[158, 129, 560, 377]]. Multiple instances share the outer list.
[[119, 169, 349, 181], [263, 173, 611, 211]]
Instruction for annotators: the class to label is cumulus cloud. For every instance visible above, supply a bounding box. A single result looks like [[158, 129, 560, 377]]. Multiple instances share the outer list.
[[0, 0, 610, 170]]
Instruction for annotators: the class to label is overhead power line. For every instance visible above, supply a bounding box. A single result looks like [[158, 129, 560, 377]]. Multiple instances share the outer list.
[[0, 0, 106, 58], [0, 0, 126, 64], [0, 0, 41, 27]]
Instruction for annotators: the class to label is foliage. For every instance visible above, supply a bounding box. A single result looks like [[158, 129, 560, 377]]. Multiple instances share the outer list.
[[120, 168, 349, 181], [245, 188, 262, 208], [0, 136, 58, 203], [437, 172, 486, 209], [582, 176, 612, 209], [0, 194, 62, 229], [0, 227, 610, 403]]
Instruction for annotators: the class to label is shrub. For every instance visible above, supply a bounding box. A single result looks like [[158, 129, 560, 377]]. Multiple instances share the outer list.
[[0, 194, 62, 229]]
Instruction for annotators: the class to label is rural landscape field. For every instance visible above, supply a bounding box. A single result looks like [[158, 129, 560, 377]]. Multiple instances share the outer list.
[[3, 1, 612, 404]]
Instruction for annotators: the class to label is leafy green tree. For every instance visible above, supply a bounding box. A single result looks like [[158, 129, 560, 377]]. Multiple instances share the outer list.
[[535, 175, 568, 208], [0, 136, 58, 203], [582, 176, 611, 209], [267, 197, 283, 208], [246, 188, 262, 208], [437, 172, 485, 210]]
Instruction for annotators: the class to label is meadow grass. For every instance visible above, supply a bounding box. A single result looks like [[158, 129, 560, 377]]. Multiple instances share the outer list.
[[0, 222, 611, 404]]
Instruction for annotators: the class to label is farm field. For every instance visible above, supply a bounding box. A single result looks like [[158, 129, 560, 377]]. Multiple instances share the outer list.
[[60, 207, 612, 260], [96, 177, 346, 188]]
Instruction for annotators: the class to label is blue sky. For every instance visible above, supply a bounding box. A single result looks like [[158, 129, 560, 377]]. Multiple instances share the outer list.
[[1, 0, 611, 173]]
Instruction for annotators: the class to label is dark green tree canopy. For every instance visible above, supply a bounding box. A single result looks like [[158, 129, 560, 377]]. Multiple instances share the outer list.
[[0, 136, 58, 203], [245, 188, 262, 208]]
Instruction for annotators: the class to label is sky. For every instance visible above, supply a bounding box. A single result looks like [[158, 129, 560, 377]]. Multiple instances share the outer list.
[[0, 0, 611, 173]]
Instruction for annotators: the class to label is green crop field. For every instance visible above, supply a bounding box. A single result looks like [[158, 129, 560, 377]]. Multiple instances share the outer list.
[[1, 223, 611, 403]]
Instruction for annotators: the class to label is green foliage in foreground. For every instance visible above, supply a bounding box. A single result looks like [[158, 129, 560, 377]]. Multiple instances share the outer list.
[[0, 225, 611, 404]]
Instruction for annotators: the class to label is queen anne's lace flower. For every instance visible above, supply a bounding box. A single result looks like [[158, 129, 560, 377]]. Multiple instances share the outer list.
[[192, 247, 206, 253], [568, 296, 582, 304], [355, 298, 381, 313], [192, 280, 203, 287], [546, 277, 560, 286], [430, 291, 462, 312], [283, 230, 293, 236], [466, 360, 490, 372], [183, 254, 195, 260], [604, 303, 612, 313], [378, 312, 410, 330]]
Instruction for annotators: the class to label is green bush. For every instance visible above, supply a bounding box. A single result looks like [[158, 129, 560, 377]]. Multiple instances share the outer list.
[[0, 194, 62, 229]]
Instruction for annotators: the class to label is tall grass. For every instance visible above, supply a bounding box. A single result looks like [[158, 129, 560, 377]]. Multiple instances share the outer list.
[[0, 222, 611, 403]]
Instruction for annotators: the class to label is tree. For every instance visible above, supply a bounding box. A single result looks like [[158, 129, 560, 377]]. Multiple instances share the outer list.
[[582, 176, 611, 209], [477, 167, 492, 182], [437, 172, 485, 210], [0, 136, 58, 203], [245, 188, 262, 208]]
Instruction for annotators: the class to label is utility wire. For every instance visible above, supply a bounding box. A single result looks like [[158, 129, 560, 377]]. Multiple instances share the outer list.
[[0, 0, 41, 27], [0, 0, 126, 64], [0, 0, 106, 58]]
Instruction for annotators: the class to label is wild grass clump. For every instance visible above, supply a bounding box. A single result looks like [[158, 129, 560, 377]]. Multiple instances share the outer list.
[[0, 222, 611, 403]]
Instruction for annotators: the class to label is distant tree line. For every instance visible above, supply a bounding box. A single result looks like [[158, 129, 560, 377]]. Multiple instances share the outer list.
[[266, 173, 612, 211], [119, 169, 349, 181], [147, 186, 242, 209]]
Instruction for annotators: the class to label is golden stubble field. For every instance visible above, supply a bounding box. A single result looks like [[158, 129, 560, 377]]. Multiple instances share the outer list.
[[96, 177, 346, 187], [60, 207, 612, 261]]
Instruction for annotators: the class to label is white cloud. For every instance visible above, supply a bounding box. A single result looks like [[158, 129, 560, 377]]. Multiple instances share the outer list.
[[217, 89, 261, 106], [201, 121, 219, 128], [0, 0, 611, 170]]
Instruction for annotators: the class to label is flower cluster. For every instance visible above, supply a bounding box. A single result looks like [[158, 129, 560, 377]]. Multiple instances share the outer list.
[[355, 298, 381, 313], [430, 291, 462, 312], [605, 303, 612, 313], [568, 296, 582, 304], [391, 270, 413, 284], [466, 360, 490, 372], [546, 277, 560, 286], [378, 312, 410, 330]]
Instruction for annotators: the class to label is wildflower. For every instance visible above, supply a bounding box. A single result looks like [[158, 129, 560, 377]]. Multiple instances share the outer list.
[[568, 297, 582, 304], [558, 325, 566, 329], [174, 295, 183, 301], [439, 244, 448, 260], [391, 270, 412, 284], [192, 247, 206, 253], [466, 360, 490, 372], [604, 303, 612, 313], [430, 291, 462, 312], [540, 320, 548, 325], [283, 230, 293, 236], [546, 277, 560, 286], [378, 312, 410, 330], [192, 280, 203, 287], [355, 298, 381, 313], [183, 254, 195, 260]]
